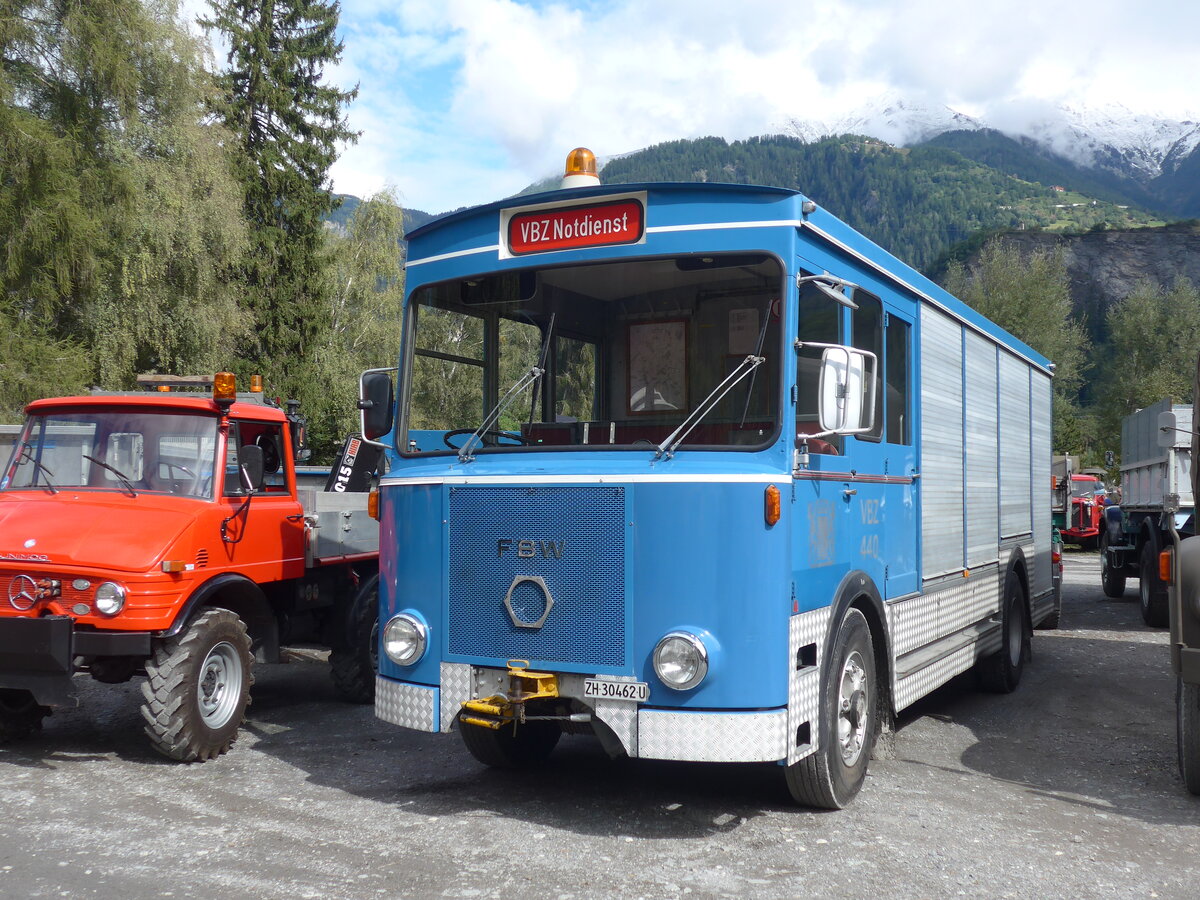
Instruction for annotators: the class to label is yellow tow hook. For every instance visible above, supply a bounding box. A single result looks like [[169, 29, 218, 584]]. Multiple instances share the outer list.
[[460, 659, 559, 730]]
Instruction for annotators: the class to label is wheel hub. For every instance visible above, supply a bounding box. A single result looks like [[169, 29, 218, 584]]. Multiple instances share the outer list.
[[197, 641, 241, 728], [838, 651, 869, 766]]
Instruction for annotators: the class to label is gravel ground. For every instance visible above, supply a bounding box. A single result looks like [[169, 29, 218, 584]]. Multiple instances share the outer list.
[[2, 548, 1198, 899]]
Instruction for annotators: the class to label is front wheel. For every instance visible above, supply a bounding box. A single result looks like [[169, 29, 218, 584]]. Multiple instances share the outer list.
[[785, 607, 878, 808], [1139, 541, 1169, 627], [140, 608, 253, 762], [330, 574, 379, 704], [977, 569, 1029, 693], [1179, 677, 1200, 795], [0, 689, 49, 743], [458, 716, 561, 768], [1100, 530, 1126, 598]]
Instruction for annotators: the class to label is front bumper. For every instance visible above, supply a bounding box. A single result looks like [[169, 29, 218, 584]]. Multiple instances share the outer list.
[[0, 616, 152, 706], [374, 664, 789, 763]]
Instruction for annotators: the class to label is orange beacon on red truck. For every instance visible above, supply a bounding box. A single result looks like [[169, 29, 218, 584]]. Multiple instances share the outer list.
[[0, 373, 380, 760]]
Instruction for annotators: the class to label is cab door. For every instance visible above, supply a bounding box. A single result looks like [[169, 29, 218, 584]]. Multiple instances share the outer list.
[[218, 420, 306, 580]]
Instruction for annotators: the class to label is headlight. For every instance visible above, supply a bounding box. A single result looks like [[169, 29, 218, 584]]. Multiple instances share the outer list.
[[94, 582, 126, 616], [382, 613, 427, 666], [653, 631, 708, 690]]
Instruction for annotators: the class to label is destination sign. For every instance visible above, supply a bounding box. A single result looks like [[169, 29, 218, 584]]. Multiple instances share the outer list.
[[505, 198, 645, 256]]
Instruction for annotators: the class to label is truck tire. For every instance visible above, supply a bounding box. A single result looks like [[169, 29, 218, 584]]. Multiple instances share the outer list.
[[330, 574, 379, 704], [140, 608, 253, 762], [1139, 541, 1169, 628], [458, 716, 561, 768], [977, 569, 1030, 693], [1100, 531, 1126, 598], [0, 689, 50, 743], [785, 607, 878, 809], [1179, 677, 1200, 795]]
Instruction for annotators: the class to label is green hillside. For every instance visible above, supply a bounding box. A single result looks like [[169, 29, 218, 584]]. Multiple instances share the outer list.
[[591, 135, 1162, 271]]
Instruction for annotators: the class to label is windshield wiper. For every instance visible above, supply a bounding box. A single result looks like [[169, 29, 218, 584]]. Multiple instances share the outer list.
[[16, 444, 57, 494], [83, 453, 137, 496], [458, 365, 545, 463], [655, 354, 765, 460]]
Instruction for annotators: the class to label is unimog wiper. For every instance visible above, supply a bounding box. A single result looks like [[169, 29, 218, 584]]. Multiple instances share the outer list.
[[83, 454, 137, 497], [16, 444, 57, 494]]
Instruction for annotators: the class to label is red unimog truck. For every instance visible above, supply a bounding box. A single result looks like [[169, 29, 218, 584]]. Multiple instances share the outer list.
[[0, 373, 380, 761]]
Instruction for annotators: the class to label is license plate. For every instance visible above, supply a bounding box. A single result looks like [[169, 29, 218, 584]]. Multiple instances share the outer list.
[[583, 678, 649, 702]]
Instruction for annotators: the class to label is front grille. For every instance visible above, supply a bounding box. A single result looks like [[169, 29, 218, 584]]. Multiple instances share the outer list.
[[447, 485, 626, 669], [2, 570, 91, 614]]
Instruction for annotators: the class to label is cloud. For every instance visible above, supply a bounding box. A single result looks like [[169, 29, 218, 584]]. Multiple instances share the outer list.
[[193, 0, 1200, 212]]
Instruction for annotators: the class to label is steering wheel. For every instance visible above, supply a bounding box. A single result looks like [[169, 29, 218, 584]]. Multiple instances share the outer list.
[[442, 428, 529, 450]]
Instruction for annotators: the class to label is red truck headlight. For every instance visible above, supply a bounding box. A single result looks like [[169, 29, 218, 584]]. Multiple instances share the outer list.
[[94, 582, 127, 616]]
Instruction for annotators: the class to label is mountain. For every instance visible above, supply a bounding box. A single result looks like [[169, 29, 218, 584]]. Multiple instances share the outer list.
[[325, 194, 436, 238], [785, 98, 1200, 217], [595, 134, 1163, 271]]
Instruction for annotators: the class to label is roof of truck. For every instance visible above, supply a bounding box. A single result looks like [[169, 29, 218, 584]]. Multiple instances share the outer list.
[[25, 394, 288, 421]]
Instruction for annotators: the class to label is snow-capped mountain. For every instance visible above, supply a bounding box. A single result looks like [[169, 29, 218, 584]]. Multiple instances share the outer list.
[[786, 96, 984, 147], [783, 96, 1200, 185]]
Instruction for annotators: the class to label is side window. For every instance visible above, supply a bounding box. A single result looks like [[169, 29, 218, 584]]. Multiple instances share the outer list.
[[851, 291, 883, 441], [796, 282, 842, 454], [224, 421, 287, 495], [409, 304, 485, 430], [106, 433, 145, 482], [886, 317, 911, 445]]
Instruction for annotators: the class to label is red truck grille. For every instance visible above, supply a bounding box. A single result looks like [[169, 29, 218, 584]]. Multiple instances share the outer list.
[[2, 570, 94, 615]]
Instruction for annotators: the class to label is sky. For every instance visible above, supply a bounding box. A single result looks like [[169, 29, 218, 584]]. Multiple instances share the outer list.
[[181, 0, 1199, 215]]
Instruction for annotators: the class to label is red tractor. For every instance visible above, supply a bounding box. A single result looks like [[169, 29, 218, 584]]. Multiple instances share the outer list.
[[1062, 473, 1106, 549]]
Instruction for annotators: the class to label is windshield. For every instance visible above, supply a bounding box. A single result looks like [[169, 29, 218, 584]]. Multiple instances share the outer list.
[[2, 409, 219, 498], [402, 254, 784, 454], [1071, 479, 1099, 499]]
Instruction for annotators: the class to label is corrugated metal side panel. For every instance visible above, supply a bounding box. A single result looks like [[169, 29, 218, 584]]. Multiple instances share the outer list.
[[1030, 374, 1053, 597], [999, 353, 1032, 538], [964, 331, 999, 567], [920, 305, 964, 578]]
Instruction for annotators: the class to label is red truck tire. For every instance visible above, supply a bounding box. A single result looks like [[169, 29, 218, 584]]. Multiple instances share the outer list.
[[140, 608, 254, 761]]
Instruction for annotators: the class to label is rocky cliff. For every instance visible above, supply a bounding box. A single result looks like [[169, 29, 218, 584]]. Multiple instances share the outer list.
[[979, 224, 1200, 344]]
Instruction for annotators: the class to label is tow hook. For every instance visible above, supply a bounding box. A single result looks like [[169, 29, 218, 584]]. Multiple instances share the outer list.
[[460, 659, 559, 730]]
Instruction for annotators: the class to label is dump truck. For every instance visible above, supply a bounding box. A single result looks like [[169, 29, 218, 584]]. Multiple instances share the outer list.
[[1100, 399, 1193, 628], [0, 373, 380, 760]]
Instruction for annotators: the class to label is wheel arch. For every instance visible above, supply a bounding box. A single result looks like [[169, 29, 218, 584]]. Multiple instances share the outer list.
[[163, 573, 280, 663], [824, 570, 893, 726], [1003, 547, 1032, 624]]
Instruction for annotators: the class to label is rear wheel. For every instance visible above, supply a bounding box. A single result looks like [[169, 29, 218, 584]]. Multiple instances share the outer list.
[[458, 716, 561, 768], [977, 570, 1029, 693], [785, 607, 877, 808], [0, 689, 49, 743], [1179, 677, 1200, 795], [1139, 541, 1169, 627], [1100, 530, 1126, 598], [330, 574, 379, 704], [140, 609, 253, 762]]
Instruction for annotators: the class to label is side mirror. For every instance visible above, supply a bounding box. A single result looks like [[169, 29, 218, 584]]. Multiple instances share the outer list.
[[358, 369, 395, 444], [818, 347, 876, 435], [238, 444, 264, 493], [1159, 410, 1179, 449]]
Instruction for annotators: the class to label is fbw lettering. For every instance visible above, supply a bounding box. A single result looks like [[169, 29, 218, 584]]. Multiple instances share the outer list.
[[497, 539, 565, 559]]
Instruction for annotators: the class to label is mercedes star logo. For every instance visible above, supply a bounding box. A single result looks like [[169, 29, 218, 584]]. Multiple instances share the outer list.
[[8, 574, 38, 611]]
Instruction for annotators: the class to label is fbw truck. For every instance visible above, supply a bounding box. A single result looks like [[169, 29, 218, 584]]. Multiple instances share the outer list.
[[0, 374, 380, 760], [361, 149, 1055, 808]]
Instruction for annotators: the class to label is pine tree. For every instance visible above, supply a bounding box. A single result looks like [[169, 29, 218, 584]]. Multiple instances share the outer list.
[[202, 0, 359, 387]]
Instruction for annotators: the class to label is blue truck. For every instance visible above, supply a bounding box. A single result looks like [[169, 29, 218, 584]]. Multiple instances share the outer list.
[[358, 149, 1055, 808]]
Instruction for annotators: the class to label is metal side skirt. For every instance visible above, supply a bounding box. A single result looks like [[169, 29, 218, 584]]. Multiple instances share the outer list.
[[637, 708, 788, 762], [375, 676, 439, 732]]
